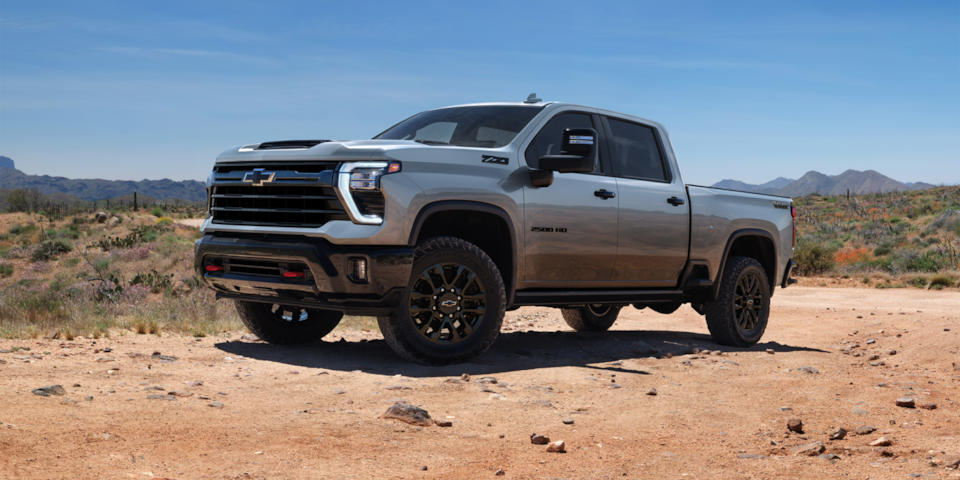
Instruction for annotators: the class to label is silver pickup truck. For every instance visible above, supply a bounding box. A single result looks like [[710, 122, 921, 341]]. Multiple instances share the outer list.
[[195, 95, 797, 365]]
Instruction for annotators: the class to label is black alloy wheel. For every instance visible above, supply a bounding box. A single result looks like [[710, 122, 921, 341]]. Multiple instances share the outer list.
[[703, 256, 770, 347], [408, 262, 487, 344], [377, 236, 506, 365], [734, 272, 764, 331]]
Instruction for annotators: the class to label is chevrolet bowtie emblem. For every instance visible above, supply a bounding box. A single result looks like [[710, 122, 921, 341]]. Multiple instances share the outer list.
[[243, 168, 276, 186]]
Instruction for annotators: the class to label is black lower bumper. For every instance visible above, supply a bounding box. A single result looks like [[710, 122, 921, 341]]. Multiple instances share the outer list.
[[195, 233, 414, 316]]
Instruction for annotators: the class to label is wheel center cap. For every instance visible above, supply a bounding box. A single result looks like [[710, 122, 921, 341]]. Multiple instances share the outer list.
[[438, 294, 459, 313], [747, 299, 754, 306]]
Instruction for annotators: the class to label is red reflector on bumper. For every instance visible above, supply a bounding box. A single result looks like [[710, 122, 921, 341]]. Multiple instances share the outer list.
[[206, 265, 224, 272], [283, 271, 305, 278]]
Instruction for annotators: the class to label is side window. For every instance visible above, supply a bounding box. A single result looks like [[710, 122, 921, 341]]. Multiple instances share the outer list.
[[524, 113, 598, 170], [605, 117, 668, 182]]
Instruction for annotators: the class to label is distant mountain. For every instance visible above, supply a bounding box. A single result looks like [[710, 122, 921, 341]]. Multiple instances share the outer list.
[[776, 170, 932, 197], [0, 156, 14, 169], [711, 177, 795, 195], [0, 167, 205, 202]]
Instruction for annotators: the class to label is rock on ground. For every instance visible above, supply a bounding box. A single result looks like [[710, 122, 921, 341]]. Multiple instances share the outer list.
[[896, 397, 915, 408], [381, 404, 433, 427], [32, 385, 66, 397], [546, 440, 566, 452], [829, 427, 847, 440], [787, 419, 803, 432], [869, 437, 892, 447], [789, 441, 825, 456], [530, 434, 550, 445]]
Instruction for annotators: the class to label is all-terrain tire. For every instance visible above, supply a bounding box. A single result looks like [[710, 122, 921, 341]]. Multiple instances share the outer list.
[[377, 237, 506, 365], [235, 301, 344, 345], [703, 256, 770, 347], [561, 305, 622, 332]]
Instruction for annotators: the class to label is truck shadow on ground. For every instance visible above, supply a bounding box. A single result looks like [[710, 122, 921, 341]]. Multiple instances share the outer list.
[[215, 329, 827, 378]]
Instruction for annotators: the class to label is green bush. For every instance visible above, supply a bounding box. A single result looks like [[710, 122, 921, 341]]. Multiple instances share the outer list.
[[793, 238, 836, 276], [131, 269, 174, 294], [8, 224, 22, 235], [31, 238, 74, 262], [151, 206, 165, 217], [888, 248, 939, 273], [928, 274, 956, 289], [0, 264, 13, 276]]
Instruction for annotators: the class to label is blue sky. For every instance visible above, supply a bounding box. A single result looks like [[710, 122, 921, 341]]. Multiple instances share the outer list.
[[1, 0, 958, 185]]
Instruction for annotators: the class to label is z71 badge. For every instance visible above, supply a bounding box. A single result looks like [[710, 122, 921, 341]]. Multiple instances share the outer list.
[[481, 155, 509, 165]]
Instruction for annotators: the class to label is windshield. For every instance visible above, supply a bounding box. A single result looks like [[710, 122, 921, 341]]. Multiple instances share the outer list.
[[375, 105, 544, 148]]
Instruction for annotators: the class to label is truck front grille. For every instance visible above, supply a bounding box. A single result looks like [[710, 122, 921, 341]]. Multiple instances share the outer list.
[[209, 163, 348, 228]]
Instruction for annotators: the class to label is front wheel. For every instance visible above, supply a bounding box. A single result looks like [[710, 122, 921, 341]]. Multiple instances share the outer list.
[[703, 256, 770, 347], [235, 301, 344, 344], [561, 304, 622, 332], [377, 237, 505, 365]]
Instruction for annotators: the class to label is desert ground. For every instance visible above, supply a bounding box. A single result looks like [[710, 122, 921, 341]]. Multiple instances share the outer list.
[[0, 286, 958, 479]]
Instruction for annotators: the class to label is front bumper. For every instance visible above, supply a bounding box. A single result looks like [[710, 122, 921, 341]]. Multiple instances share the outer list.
[[195, 233, 414, 315]]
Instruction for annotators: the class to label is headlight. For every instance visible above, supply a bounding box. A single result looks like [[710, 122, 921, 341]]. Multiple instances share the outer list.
[[335, 161, 401, 225]]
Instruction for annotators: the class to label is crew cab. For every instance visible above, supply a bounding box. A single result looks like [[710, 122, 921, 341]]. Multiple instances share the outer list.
[[195, 95, 797, 365]]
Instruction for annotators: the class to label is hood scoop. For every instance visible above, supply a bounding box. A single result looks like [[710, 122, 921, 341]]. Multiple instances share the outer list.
[[253, 140, 331, 150]]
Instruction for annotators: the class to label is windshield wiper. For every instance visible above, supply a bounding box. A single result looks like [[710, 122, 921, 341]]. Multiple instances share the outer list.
[[414, 140, 449, 146]]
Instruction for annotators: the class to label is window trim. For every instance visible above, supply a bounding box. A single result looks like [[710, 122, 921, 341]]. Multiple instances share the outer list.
[[523, 111, 613, 176], [600, 115, 673, 184]]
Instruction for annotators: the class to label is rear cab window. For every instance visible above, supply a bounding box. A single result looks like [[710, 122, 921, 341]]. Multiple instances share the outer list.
[[603, 116, 670, 182]]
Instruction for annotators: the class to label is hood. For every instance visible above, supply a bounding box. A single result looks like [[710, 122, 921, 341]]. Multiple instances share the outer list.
[[215, 139, 431, 163]]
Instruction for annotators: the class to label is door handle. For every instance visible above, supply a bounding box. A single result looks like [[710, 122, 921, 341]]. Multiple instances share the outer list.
[[667, 196, 685, 206], [594, 189, 616, 199]]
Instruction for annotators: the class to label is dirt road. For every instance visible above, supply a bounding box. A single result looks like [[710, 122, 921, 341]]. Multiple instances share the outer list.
[[1, 286, 958, 479]]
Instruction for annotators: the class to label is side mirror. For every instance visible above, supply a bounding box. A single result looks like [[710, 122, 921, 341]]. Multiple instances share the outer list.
[[538, 128, 597, 173]]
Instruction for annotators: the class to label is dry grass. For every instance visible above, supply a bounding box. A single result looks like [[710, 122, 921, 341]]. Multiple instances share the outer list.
[[0, 211, 388, 340]]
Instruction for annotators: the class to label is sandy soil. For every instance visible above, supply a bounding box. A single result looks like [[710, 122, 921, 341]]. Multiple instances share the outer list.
[[1, 286, 958, 479]]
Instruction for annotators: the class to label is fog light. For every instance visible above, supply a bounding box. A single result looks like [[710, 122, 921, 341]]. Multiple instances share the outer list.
[[348, 258, 367, 282]]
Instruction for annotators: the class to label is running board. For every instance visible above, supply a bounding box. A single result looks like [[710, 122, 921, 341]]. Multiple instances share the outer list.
[[512, 289, 684, 307]]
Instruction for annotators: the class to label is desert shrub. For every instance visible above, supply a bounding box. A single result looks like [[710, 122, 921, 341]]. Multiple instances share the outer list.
[[130, 269, 173, 294], [151, 206, 165, 217], [928, 274, 956, 289], [63, 257, 81, 267], [47, 229, 80, 240], [888, 248, 939, 273], [155, 216, 173, 227], [9, 224, 22, 235], [32, 239, 74, 262], [0, 263, 13, 277], [793, 238, 836, 275], [96, 228, 145, 251]]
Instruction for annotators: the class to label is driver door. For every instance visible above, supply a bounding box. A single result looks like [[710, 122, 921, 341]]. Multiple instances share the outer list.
[[521, 110, 619, 287]]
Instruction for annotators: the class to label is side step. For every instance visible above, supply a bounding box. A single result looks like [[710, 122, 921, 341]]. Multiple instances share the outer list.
[[512, 289, 683, 307]]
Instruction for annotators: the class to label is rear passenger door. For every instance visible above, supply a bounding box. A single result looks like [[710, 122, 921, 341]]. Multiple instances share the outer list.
[[602, 115, 690, 286]]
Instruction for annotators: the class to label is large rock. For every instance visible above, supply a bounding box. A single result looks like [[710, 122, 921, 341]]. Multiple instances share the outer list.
[[381, 404, 433, 427], [869, 437, 892, 447], [530, 434, 550, 445], [32, 385, 66, 397], [94, 212, 107, 223], [855, 426, 876, 435], [789, 441, 825, 456], [546, 440, 566, 452]]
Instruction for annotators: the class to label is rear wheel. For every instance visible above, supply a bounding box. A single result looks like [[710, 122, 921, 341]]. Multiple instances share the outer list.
[[704, 256, 770, 347], [235, 301, 344, 344], [561, 304, 622, 332], [377, 237, 505, 365]]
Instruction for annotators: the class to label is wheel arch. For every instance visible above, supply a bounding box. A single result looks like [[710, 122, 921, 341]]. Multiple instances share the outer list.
[[710, 229, 779, 301], [408, 201, 518, 306]]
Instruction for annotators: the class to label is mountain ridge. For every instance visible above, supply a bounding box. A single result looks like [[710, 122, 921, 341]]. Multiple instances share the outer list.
[[0, 167, 206, 202], [712, 170, 937, 197]]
